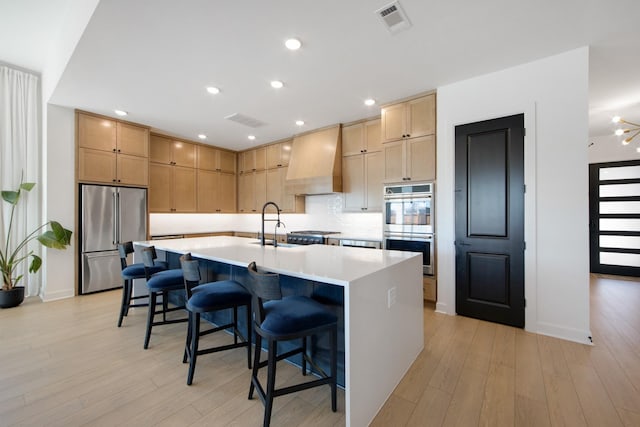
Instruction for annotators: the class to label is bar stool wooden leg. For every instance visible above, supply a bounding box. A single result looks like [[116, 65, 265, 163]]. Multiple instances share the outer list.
[[187, 313, 200, 385], [144, 292, 157, 349]]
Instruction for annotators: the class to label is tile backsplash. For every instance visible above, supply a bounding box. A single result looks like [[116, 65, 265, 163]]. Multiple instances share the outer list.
[[150, 194, 382, 238]]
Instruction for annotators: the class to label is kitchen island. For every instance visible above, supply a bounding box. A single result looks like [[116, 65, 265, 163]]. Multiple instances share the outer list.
[[135, 236, 423, 427]]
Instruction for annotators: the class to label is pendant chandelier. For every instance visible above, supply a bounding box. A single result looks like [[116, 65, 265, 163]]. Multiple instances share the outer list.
[[613, 116, 640, 145]]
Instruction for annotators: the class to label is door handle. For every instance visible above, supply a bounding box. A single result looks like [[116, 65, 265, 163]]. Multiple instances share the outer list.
[[112, 191, 118, 245]]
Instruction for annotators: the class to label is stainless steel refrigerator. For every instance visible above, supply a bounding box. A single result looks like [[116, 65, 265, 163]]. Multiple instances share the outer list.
[[80, 185, 147, 294]]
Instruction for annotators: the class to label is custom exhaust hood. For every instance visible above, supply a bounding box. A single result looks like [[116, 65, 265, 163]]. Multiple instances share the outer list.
[[285, 124, 342, 195]]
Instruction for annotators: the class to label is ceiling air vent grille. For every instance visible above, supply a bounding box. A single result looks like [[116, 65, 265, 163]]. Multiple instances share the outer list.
[[376, 1, 411, 34], [224, 113, 266, 128]]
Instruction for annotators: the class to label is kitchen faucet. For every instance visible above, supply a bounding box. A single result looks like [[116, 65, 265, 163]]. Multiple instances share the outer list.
[[261, 202, 283, 247]]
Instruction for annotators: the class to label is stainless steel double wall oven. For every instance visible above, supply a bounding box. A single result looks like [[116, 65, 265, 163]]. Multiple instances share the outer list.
[[383, 182, 434, 275]]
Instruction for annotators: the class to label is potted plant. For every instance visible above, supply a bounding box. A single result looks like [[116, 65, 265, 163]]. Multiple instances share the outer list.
[[1, 177, 72, 308]]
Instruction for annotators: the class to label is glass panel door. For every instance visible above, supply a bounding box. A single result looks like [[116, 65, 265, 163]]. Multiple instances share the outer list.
[[590, 160, 640, 276]]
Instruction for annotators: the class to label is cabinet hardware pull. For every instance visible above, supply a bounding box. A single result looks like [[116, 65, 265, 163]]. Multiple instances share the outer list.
[[117, 149, 121, 152], [113, 148, 117, 152]]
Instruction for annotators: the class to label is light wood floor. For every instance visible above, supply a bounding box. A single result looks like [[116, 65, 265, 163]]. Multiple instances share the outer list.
[[1, 274, 639, 426]]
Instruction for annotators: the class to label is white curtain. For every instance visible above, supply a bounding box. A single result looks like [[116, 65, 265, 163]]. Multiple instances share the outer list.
[[0, 65, 42, 296]]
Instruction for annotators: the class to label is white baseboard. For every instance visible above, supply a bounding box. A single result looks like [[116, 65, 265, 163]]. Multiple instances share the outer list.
[[41, 289, 74, 302], [535, 321, 593, 345]]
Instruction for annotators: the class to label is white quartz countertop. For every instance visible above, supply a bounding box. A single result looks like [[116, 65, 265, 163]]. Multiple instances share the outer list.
[[135, 236, 418, 286]]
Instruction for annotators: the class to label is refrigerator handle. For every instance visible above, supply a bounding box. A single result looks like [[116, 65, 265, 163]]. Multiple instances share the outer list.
[[113, 190, 118, 245], [116, 190, 121, 244]]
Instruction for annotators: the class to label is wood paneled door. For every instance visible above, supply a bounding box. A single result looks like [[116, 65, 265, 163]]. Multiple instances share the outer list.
[[455, 114, 525, 328]]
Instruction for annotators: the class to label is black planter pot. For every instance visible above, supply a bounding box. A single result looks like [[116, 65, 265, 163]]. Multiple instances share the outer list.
[[0, 287, 25, 308]]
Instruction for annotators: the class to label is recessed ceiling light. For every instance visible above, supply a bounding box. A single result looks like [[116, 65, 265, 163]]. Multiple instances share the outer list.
[[114, 109, 128, 116], [285, 38, 302, 50], [206, 86, 220, 94], [198, 134, 207, 140], [270, 80, 284, 89], [364, 99, 376, 106], [248, 135, 256, 140], [295, 120, 305, 126]]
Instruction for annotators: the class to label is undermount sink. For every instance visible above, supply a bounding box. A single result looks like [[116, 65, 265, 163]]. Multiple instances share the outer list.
[[250, 241, 298, 248]]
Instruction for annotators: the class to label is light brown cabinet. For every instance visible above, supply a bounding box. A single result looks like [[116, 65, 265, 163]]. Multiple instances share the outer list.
[[343, 151, 384, 212], [266, 166, 304, 213], [342, 119, 382, 156], [239, 147, 266, 173], [239, 141, 303, 213], [238, 170, 266, 212], [423, 276, 436, 302], [149, 163, 197, 212], [380, 94, 435, 143], [197, 145, 236, 173], [149, 134, 199, 212], [77, 113, 149, 186], [266, 140, 292, 169], [384, 135, 435, 183], [150, 134, 196, 168], [197, 170, 236, 213]]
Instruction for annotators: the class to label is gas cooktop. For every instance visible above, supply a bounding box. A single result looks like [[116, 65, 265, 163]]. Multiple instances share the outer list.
[[289, 230, 339, 236], [287, 230, 339, 245]]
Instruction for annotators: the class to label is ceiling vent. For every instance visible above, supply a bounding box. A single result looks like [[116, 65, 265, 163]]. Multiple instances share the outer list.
[[375, 1, 411, 34], [224, 113, 266, 128]]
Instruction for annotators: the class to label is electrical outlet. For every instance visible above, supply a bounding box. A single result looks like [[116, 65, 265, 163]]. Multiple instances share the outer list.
[[387, 286, 397, 308]]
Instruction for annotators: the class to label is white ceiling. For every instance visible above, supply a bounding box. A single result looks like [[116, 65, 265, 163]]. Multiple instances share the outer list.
[[2, 0, 640, 151]]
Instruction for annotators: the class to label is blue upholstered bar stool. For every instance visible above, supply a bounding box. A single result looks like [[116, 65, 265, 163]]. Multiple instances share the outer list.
[[141, 246, 187, 349], [246, 261, 338, 427], [179, 253, 252, 385], [117, 242, 167, 327]]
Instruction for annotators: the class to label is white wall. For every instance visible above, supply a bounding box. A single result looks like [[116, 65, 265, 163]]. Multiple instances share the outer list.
[[42, 104, 76, 301], [589, 134, 640, 164], [436, 47, 591, 344]]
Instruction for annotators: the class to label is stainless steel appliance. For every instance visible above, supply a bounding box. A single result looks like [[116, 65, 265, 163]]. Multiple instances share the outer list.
[[383, 183, 434, 275], [287, 230, 339, 245], [80, 185, 147, 294], [339, 239, 381, 249]]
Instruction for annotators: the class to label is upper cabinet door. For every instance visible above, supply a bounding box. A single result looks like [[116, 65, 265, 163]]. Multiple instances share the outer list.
[[364, 119, 382, 152], [254, 146, 267, 171], [342, 123, 364, 156], [266, 141, 292, 168], [150, 134, 173, 164], [172, 141, 196, 168], [407, 94, 435, 139], [78, 114, 117, 152], [117, 122, 149, 157], [381, 94, 436, 143], [197, 145, 218, 171], [218, 150, 236, 173], [267, 144, 282, 169], [381, 103, 407, 143]]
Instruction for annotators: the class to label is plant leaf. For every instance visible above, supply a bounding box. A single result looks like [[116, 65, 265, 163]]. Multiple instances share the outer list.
[[1, 190, 19, 204], [20, 182, 35, 191], [38, 231, 65, 249], [29, 255, 42, 273], [50, 221, 72, 245]]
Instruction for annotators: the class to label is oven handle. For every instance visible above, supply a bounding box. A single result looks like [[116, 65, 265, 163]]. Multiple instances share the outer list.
[[383, 193, 432, 201], [384, 233, 433, 242]]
